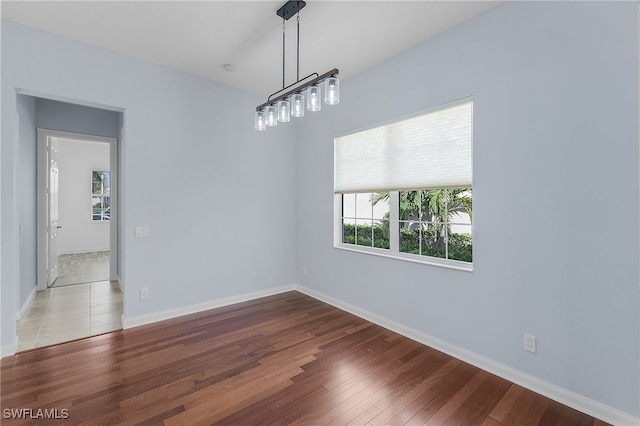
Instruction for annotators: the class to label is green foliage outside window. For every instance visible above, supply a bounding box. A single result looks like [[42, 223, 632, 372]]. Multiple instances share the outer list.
[[342, 222, 390, 249], [342, 188, 473, 263]]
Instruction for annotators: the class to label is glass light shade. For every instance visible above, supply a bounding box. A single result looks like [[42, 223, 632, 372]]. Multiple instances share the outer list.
[[254, 110, 266, 131], [277, 99, 290, 122], [307, 85, 321, 111], [324, 77, 340, 105], [291, 93, 305, 118], [265, 105, 278, 126]]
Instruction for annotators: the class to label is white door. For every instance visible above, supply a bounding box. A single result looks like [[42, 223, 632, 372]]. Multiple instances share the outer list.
[[48, 139, 61, 286]]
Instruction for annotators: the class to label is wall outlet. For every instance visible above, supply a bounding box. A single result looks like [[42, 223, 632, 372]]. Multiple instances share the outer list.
[[302, 266, 308, 276], [140, 288, 149, 300], [523, 333, 537, 353]]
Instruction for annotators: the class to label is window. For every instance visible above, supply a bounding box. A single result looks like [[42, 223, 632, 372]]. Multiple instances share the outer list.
[[334, 99, 473, 269], [341, 192, 390, 249], [397, 189, 472, 262], [92, 170, 110, 221]]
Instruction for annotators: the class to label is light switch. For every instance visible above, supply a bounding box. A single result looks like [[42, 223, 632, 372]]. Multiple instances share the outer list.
[[134, 225, 149, 238]]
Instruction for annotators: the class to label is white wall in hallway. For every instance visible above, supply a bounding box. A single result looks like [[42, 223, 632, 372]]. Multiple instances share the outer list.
[[56, 138, 110, 254]]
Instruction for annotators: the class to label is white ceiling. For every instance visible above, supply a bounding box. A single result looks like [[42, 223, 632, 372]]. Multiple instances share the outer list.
[[1, 1, 502, 96]]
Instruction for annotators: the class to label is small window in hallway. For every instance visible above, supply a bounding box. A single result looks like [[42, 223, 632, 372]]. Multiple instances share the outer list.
[[92, 170, 111, 221]]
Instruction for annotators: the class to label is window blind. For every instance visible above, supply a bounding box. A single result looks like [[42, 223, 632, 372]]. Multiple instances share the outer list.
[[334, 99, 472, 193]]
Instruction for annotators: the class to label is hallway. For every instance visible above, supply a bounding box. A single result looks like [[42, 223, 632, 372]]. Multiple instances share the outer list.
[[16, 280, 122, 352]]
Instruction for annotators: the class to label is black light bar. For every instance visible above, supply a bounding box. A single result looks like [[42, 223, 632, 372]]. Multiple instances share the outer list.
[[256, 68, 339, 112]]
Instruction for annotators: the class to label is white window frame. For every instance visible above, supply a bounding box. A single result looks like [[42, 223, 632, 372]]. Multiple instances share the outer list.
[[340, 192, 391, 249], [333, 98, 473, 272], [334, 191, 472, 272], [92, 170, 111, 222]]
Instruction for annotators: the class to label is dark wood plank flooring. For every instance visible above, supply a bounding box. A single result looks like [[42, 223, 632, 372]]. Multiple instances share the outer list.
[[1, 291, 608, 425]]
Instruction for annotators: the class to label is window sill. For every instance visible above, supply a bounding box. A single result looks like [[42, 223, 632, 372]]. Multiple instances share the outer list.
[[334, 244, 473, 272]]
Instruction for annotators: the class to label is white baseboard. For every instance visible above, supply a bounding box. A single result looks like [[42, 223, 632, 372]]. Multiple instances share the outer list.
[[9, 281, 635, 424], [295, 285, 640, 426], [16, 285, 37, 320], [122, 284, 297, 329]]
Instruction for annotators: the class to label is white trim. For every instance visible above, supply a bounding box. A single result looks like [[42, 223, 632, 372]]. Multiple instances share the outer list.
[[16, 285, 37, 320], [122, 284, 296, 329], [109, 136, 118, 281], [637, 6, 640, 423], [5, 282, 638, 424], [333, 191, 473, 272], [389, 191, 400, 253], [334, 244, 473, 272], [15, 88, 124, 113], [295, 285, 640, 426], [36, 129, 48, 291]]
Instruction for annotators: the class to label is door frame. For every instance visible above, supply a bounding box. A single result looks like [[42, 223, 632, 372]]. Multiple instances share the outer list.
[[37, 129, 119, 290]]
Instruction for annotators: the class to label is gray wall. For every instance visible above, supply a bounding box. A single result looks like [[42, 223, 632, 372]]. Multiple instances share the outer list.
[[295, 1, 639, 417], [1, 0, 638, 420], [2, 17, 297, 351], [36, 98, 120, 138], [13, 96, 121, 314]]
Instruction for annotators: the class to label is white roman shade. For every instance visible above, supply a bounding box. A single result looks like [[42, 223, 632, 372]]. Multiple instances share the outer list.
[[334, 99, 472, 193]]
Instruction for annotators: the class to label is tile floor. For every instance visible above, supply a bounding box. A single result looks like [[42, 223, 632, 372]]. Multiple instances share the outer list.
[[17, 280, 122, 352]]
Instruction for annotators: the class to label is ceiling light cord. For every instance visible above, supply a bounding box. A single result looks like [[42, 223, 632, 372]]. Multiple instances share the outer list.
[[296, 13, 300, 82], [282, 19, 286, 89]]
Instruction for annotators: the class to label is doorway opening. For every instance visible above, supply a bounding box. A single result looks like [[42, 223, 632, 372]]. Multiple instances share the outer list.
[[37, 129, 118, 290], [16, 128, 122, 351]]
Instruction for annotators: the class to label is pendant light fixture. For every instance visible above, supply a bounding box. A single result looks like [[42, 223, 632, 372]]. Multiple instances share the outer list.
[[255, 0, 339, 131]]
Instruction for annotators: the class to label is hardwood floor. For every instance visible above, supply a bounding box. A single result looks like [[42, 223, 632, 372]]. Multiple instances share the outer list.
[[1, 291, 608, 425]]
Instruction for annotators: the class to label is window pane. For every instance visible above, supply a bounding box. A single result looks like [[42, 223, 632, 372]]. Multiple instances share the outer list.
[[342, 194, 356, 219], [446, 187, 472, 261], [341, 187, 470, 262], [102, 172, 111, 195], [373, 219, 389, 249], [356, 219, 372, 246], [448, 223, 472, 262], [422, 222, 447, 259], [92, 172, 111, 221], [371, 192, 389, 220], [103, 197, 111, 221], [92, 197, 102, 214], [400, 190, 421, 221], [341, 192, 390, 250], [343, 218, 356, 244], [355, 193, 373, 219], [399, 222, 419, 254]]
